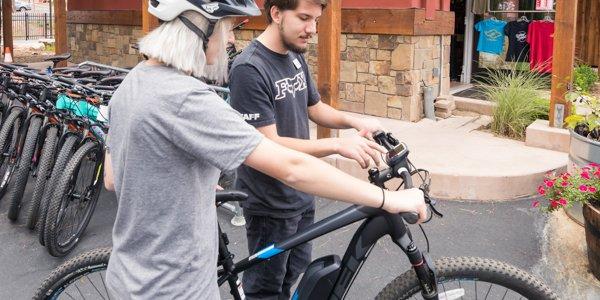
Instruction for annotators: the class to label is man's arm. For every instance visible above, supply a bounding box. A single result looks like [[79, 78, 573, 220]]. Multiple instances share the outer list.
[[257, 124, 385, 168], [308, 101, 385, 136]]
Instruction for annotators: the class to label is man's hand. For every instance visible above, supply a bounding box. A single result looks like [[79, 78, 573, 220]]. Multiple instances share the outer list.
[[335, 132, 387, 168], [352, 117, 385, 139]]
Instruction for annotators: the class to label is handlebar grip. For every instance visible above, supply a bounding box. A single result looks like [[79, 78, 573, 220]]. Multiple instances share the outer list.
[[401, 212, 419, 224]]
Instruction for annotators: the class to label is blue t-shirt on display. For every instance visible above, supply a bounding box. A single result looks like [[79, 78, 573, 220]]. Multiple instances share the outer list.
[[475, 19, 507, 55]]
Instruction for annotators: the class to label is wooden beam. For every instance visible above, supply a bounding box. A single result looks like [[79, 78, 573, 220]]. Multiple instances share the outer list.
[[317, 0, 341, 139], [54, 0, 68, 67], [550, 0, 578, 127], [67, 11, 142, 26], [2, 0, 14, 62], [142, 1, 159, 33], [243, 9, 454, 36]]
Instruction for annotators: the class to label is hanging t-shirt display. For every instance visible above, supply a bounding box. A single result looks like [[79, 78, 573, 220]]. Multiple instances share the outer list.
[[504, 20, 530, 62], [475, 19, 508, 55], [536, 0, 554, 10], [527, 20, 554, 73]]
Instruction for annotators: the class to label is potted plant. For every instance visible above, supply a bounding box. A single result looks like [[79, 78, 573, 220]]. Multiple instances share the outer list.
[[565, 92, 600, 167], [535, 164, 600, 280]]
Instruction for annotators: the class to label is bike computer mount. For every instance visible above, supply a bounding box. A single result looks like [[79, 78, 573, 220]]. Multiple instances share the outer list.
[[369, 131, 411, 187]]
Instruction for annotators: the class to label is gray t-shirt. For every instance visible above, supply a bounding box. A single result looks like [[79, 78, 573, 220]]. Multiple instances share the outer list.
[[106, 62, 262, 299], [229, 40, 320, 218]]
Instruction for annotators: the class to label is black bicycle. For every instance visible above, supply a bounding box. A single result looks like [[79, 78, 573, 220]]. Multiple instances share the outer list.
[[33, 132, 558, 300]]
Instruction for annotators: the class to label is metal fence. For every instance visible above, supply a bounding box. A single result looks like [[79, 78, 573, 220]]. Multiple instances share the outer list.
[[11, 12, 54, 40]]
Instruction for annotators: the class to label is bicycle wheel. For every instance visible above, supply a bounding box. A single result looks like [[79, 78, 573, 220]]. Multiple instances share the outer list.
[[25, 125, 59, 229], [376, 256, 558, 300], [38, 134, 79, 246], [6, 116, 43, 221], [45, 140, 104, 257], [0, 109, 23, 199], [33, 247, 111, 300]]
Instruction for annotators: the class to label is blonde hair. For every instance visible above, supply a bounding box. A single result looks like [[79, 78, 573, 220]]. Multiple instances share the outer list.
[[138, 12, 232, 84]]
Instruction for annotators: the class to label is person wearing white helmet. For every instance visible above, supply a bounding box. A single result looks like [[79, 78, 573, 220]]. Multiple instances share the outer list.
[[103, 0, 426, 298]]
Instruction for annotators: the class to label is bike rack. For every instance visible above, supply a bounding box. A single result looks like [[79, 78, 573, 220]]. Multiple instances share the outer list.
[[78, 61, 131, 74]]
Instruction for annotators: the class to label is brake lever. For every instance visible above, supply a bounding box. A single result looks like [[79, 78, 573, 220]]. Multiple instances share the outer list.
[[420, 187, 443, 218]]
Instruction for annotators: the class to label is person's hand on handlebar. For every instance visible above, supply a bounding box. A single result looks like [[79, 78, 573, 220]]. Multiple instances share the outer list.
[[382, 188, 428, 223], [335, 130, 387, 168]]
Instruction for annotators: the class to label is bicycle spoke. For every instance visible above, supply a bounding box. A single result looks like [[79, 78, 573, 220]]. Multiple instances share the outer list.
[[64, 290, 76, 300], [484, 283, 492, 300], [86, 275, 106, 300], [74, 282, 85, 298], [100, 272, 111, 300]]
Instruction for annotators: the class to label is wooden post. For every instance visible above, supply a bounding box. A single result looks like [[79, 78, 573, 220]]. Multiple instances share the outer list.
[[2, 0, 14, 62], [317, 0, 341, 139], [142, 1, 160, 33], [53, 0, 68, 67], [549, 0, 578, 127]]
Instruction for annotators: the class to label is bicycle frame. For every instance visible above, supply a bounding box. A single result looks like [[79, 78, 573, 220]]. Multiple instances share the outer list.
[[218, 167, 438, 300]]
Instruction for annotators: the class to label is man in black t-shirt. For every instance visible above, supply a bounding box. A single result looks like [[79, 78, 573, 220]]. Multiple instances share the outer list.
[[504, 20, 530, 62], [229, 0, 388, 298]]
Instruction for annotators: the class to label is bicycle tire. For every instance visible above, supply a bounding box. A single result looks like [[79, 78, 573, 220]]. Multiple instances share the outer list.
[[45, 140, 103, 257], [38, 134, 79, 246], [33, 247, 111, 300], [375, 256, 558, 300], [6, 116, 43, 221], [25, 126, 59, 229], [0, 109, 23, 199]]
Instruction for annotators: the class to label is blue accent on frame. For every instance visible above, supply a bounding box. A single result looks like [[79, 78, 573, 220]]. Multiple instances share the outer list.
[[256, 245, 283, 259], [292, 290, 299, 300]]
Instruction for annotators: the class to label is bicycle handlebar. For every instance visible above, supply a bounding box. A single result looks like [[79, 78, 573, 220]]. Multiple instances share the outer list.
[[13, 69, 52, 83]]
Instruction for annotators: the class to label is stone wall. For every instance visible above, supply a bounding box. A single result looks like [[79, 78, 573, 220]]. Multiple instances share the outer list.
[[67, 24, 451, 122], [67, 23, 144, 67], [234, 30, 451, 122]]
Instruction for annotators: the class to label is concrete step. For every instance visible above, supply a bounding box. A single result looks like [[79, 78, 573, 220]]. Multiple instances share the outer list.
[[311, 114, 567, 201]]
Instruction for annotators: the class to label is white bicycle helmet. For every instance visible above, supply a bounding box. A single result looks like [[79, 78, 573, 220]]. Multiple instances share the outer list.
[[148, 0, 260, 49], [148, 0, 261, 21]]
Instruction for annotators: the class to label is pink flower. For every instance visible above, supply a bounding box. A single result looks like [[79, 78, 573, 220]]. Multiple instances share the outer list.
[[558, 198, 567, 206], [532, 201, 540, 208], [545, 180, 555, 187], [582, 172, 591, 180], [589, 163, 600, 167], [580, 185, 589, 192], [589, 186, 597, 193], [561, 180, 569, 187], [594, 169, 600, 178], [550, 201, 559, 209], [538, 186, 546, 195]]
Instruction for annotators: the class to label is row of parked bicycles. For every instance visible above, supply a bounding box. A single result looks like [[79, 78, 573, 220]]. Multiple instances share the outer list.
[[0, 54, 124, 257]]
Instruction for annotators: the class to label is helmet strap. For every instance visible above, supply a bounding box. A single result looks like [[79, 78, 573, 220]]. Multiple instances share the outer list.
[[178, 15, 217, 51]]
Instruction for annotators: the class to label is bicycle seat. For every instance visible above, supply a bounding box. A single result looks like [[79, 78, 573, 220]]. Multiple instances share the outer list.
[[216, 190, 248, 207], [44, 53, 71, 64]]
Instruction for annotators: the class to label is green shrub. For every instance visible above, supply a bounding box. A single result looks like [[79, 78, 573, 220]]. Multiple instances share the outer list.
[[573, 64, 599, 93], [476, 68, 550, 139]]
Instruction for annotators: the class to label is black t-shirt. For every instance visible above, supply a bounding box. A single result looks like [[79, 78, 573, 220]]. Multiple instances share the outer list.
[[229, 40, 320, 218], [504, 21, 530, 62]]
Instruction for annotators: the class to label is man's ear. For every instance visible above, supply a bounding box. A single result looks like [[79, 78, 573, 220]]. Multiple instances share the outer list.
[[270, 6, 283, 25]]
